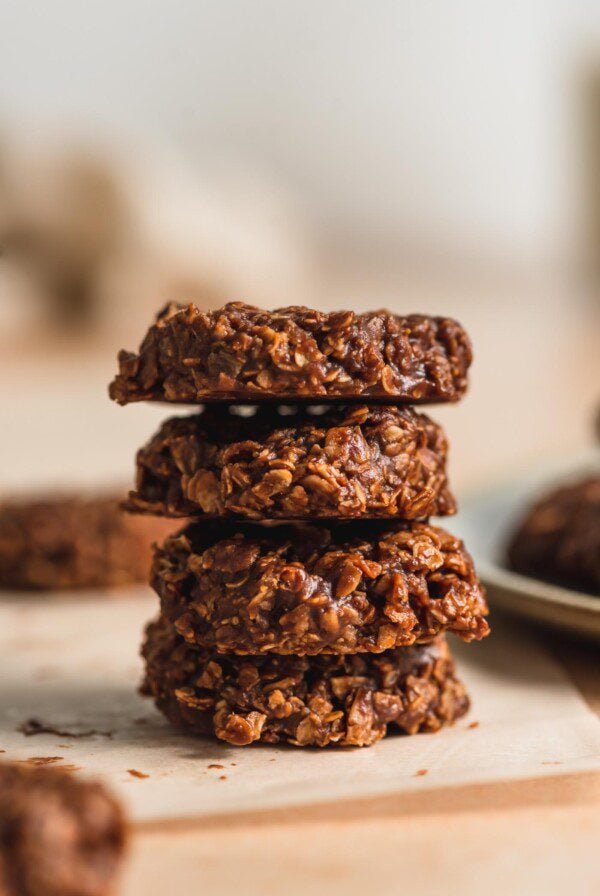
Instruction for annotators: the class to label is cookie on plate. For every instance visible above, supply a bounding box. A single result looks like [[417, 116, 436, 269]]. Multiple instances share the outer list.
[[507, 475, 600, 595]]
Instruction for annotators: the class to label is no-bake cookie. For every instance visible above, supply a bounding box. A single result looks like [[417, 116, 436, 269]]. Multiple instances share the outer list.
[[109, 302, 472, 405], [141, 615, 469, 747], [152, 520, 489, 655], [127, 404, 456, 521], [0, 761, 126, 896], [0, 494, 179, 591], [507, 475, 600, 595]]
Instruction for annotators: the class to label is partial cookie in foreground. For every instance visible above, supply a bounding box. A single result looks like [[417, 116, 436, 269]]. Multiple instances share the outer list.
[[0, 494, 179, 591], [152, 520, 489, 655], [507, 475, 600, 595], [127, 404, 456, 521], [0, 761, 126, 896], [142, 615, 469, 747], [109, 302, 472, 405]]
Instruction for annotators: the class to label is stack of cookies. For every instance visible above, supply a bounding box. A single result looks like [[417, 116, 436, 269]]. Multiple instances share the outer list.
[[110, 302, 489, 747]]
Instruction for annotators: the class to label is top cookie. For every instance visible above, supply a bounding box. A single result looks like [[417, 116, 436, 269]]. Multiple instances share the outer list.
[[109, 302, 472, 405]]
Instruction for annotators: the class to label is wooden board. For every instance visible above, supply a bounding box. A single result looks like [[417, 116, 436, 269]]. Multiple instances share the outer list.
[[1, 592, 599, 826]]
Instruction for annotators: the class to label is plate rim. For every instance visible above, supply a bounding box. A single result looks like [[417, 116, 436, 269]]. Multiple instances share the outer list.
[[455, 449, 599, 639]]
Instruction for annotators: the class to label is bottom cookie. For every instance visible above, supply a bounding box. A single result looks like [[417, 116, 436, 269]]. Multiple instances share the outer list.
[[141, 616, 469, 747]]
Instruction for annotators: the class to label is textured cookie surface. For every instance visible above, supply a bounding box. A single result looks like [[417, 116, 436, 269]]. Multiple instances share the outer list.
[[0, 761, 126, 896], [109, 302, 472, 405], [151, 520, 489, 655], [142, 615, 469, 747], [127, 404, 456, 521], [507, 475, 600, 595], [0, 494, 178, 591]]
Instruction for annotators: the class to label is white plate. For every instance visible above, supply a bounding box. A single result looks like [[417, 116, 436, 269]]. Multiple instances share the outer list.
[[451, 451, 600, 643]]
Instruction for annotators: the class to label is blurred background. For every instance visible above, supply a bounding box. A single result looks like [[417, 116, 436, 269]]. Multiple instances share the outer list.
[[1, 0, 599, 497]]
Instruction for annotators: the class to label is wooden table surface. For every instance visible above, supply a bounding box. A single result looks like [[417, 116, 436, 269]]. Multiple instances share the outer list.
[[118, 625, 599, 896]]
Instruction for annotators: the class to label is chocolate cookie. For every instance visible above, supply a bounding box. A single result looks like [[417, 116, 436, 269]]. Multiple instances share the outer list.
[[127, 404, 456, 521], [507, 475, 600, 595], [141, 615, 469, 747], [0, 761, 126, 896], [151, 520, 489, 655], [109, 302, 472, 405], [0, 494, 179, 591]]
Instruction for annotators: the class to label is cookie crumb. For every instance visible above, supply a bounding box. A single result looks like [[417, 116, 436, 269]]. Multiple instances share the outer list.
[[127, 769, 149, 779], [18, 756, 63, 766], [468, 721, 479, 729], [208, 763, 224, 769], [219, 775, 227, 781], [18, 718, 114, 739], [414, 769, 428, 777]]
